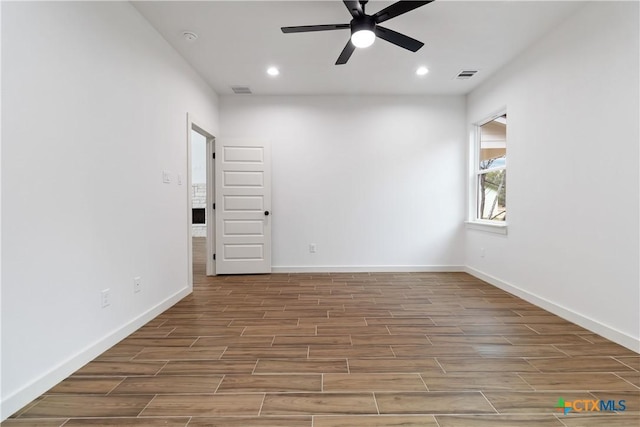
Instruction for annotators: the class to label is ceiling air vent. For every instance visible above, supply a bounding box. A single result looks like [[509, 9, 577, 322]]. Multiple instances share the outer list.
[[231, 86, 252, 94], [455, 70, 478, 80]]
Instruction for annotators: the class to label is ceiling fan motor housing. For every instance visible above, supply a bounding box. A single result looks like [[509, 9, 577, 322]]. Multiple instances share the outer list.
[[351, 15, 376, 36]]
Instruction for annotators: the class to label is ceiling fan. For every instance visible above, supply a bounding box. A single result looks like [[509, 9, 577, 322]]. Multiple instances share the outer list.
[[281, 0, 434, 65]]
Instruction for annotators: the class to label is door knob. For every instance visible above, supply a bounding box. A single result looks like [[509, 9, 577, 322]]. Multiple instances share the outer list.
[[264, 211, 270, 216]]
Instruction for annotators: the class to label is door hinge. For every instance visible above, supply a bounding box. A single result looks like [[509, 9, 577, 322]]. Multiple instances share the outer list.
[[213, 254, 216, 260]]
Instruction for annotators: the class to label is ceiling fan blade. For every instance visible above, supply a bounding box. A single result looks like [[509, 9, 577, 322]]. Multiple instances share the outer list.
[[374, 26, 424, 52], [343, 0, 364, 18], [373, 1, 434, 24], [281, 24, 350, 33], [335, 40, 356, 65]]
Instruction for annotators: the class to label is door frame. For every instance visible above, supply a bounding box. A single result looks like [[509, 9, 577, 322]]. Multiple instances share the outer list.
[[187, 113, 216, 289]]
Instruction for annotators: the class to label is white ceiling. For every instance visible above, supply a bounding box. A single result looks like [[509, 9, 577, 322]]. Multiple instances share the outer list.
[[132, 0, 586, 96]]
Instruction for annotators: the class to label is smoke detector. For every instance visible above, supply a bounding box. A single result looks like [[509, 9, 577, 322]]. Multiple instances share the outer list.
[[183, 31, 198, 42]]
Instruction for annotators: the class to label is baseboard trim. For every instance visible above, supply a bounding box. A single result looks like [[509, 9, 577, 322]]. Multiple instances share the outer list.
[[272, 265, 465, 273], [0, 286, 191, 421], [465, 266, 640, 353]]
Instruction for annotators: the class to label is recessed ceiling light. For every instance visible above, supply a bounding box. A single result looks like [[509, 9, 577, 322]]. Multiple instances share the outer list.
[[182, 31, 198, 42], [416, 66, 429, 76], [267, 66, 280, 76]]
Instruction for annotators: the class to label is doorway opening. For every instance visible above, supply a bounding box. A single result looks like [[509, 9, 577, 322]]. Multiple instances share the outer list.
[[187, 115, 215, 288]]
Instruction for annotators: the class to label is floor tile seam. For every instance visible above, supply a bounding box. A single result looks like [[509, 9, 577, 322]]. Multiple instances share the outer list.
[[611, 356, 640, 372], [11, 396, 50, 419], [162, 326, 178, 337], [73, 371, 169, 379], [374, 410, 537, 416], [526, 368, 638, 375], [431, 413, 444, 427], [53, 416, 189, 421], [424, 334, 435, 345], [133, 356, 228, 362], [587, 386, 640, 394], [433, 358, 447, 374], [578, 334, 603, 344], [417, 373, 430, 391], [136, 393, 159, 417], [550, 344, 572, 357], [514, 372, 536, 391], [389, 345, 397, 358], [553, 413, 571, 427], [211, 374, 225, 394], [370, 391, 381, 415], [427, 411, 638, 416], [522, 358, 543, 373], [257, 393, 267, 416], [513, 387, 640, 394], [104, 376, 128, 395], [611, 372, 640, 390]]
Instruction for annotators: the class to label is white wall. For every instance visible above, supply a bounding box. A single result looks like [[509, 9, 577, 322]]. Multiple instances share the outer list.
[[1, 2, 219, 419], [465, 1, 639, 351], [220, 95, 466, 271]]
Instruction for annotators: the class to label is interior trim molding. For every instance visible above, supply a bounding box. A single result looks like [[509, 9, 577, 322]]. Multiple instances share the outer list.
[[272, 265, 465, 273], [465, 266, 640, 354], [0, 287, 191, 421]]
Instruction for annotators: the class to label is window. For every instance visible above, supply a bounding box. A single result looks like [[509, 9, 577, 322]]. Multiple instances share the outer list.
[[474, 114, 507, 222]]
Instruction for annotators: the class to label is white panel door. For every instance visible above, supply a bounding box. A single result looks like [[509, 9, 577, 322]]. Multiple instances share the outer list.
[[215, 139, 271, 274]]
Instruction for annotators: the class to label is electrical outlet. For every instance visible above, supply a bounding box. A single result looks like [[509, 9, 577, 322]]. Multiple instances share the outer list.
[[134, 276, 142, 293], [101, 289, 111, 308], [480, 247, 486, 258], [177, 173, 183, 185], [309, 243, 317, 253]]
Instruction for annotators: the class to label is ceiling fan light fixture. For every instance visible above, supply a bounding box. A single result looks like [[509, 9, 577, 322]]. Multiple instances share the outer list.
[[281, 0, 432, 64], [350, 16, 376, 48], [351, 29, 375, 48]]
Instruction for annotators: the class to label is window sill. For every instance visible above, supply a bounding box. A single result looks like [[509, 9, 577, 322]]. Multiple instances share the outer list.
[[465, 221, 508, 235]]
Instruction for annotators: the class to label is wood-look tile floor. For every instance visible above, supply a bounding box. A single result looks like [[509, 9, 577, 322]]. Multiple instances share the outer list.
[[4, 239, 639, 426]]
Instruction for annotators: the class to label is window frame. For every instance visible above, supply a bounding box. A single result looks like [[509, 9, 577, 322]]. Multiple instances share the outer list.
[[466, 110, 508, 234]]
